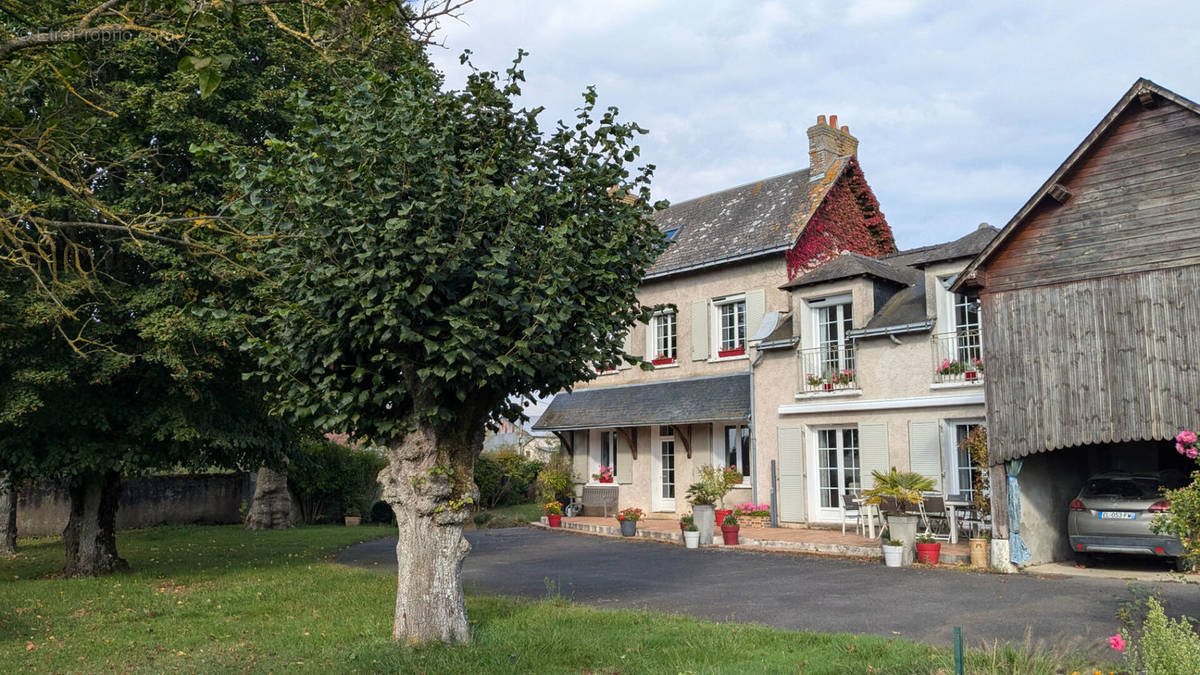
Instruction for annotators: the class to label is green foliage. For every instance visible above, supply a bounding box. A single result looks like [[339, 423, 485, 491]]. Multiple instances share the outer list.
[[862, 468, 935, 513], [534, 455, 576, 503], [288, 441, 386, 524], [474, 452, 544, 509], [686, 464, 742, 507], [1120, 595, 1200, 674], [1152, 470, 1200, 567], [960, 426, 991, 517], [240, 54, 669, 445]]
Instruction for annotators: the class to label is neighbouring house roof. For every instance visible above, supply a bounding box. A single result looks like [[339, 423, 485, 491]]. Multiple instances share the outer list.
[[954, 78, 1200, 292], [531, 373, 750, 431], [886, 225, 999, 269], [780, 251, 920, 290], [858, 284, 931, 334], [646, 157, 850, 279]]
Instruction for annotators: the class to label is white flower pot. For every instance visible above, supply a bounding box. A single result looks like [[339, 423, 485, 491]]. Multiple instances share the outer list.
[[882, 543, 904, 567], [684, 530, 700, 549]]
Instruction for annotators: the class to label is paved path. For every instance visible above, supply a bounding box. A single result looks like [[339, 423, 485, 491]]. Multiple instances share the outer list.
[[337, 527, 1200, 650]]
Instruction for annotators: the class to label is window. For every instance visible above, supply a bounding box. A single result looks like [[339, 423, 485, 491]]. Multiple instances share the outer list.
[[664, 227, 681, 241], [817, 428, 860, 508], [660, 428, 676, 501], [952, 292, 981, 363], [815, 299, 854, 374], [716, 299, 746, 357], [724, 424, 751, 482], [951, 422, 981, 501], [599, 430, 616, 477], [650, 311, 677, 363]]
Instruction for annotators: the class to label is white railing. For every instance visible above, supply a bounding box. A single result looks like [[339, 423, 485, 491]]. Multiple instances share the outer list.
[[799, 344, 858, 393], [933, 330, 983, 384]]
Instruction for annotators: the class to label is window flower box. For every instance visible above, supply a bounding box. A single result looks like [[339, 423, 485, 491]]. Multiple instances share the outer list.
[[651, 356, 676, 366], [965, 370, 978, 381], [717, 347, 746, 358]]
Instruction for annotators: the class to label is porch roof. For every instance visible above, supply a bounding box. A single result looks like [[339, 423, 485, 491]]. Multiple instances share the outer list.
[[532, 373, 750, 431]]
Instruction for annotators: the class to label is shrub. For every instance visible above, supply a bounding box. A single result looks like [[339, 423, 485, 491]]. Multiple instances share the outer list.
[[535, 456, 576, 503], [474, 451, 545, 509], [1118, 594, 1200, 674], [288, 440, 386, 524]]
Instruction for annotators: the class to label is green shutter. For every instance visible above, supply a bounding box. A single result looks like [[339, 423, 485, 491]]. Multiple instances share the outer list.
[[777, 427, 806, 522]]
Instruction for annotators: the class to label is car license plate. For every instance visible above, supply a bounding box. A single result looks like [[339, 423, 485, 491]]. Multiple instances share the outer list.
[[1098, 511, 1136, 520]]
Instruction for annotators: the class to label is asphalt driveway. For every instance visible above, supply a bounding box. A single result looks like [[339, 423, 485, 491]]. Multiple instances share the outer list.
[[337, 527, 1200, 650]]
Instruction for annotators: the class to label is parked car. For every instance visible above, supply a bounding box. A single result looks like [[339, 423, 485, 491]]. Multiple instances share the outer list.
[[1068, 470, 1188, 569]]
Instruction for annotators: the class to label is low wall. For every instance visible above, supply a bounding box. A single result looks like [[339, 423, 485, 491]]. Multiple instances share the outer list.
[[16, 473, 254, 538]]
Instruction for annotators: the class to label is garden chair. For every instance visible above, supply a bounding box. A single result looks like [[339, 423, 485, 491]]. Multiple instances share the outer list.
[[839, 491, 862, 536], [918, 493, 952, 541]]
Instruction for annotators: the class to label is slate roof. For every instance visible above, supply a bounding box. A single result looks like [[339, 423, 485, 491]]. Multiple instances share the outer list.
[[860, 284, 929, 332], [885, 225, 999, 268], [780, 251, 920, 289], [647, 157, 850, 279], [531, 373, 750, 431], [757, 314, 797, 350]]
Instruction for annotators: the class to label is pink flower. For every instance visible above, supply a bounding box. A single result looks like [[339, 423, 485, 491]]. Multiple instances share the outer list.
[[1188, 448, 1198, 460], [1108, 633, 1126, 651], [1178, 430, 1197, 445]]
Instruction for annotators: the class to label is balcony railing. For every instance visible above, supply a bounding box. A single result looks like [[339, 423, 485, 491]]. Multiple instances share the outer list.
[[933, 330, 983, 384], [799, 344, 858, 393]]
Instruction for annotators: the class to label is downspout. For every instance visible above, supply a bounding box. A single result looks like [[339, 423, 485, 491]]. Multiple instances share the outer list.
[[749, 346, 766, 505]]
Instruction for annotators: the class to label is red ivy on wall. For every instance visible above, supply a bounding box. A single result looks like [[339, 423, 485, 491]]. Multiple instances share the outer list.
[[785, 158, 897, 280]]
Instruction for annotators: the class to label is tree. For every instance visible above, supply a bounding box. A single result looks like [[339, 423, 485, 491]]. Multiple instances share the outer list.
[[242, 57, 667, 643], [244, 465, 294, 531], [0, 1, 428, 574], [0, 472, 15, 555]]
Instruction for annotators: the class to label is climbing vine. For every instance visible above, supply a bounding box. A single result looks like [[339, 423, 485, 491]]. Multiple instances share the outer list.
[[786, 158, 897, 279]]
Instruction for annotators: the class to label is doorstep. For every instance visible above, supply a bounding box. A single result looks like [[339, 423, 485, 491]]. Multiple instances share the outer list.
[[531, 519, 969, 565]]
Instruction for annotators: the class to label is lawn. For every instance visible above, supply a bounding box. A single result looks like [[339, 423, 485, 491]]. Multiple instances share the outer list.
[[1, 525, 1097, 673], [472, 502, 544, 528]]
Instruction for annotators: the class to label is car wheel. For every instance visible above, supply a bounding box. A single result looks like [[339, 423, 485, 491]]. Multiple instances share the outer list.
[[1073, 552, 1093, 568]]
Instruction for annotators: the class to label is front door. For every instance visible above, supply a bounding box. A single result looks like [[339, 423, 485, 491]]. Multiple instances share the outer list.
[[808, 427, 861, 522], [652, 426, 676, 512]]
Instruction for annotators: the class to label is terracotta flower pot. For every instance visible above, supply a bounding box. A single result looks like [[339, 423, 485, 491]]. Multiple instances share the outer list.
[[916, 541, 941, 565], [969, 537, 989, 568], [344, 516, 361, 527], [547, 514, 562, 528], [714, 509, 733, 527], [721, 524, 740, 545]]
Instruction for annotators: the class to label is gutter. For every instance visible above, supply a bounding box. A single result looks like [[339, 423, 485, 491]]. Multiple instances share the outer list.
[[748, 345, 766, 506], [847, 319, 934, 339]]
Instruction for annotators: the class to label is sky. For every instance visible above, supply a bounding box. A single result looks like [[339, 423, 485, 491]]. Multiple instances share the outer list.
[[426, 1, 1200, 249]]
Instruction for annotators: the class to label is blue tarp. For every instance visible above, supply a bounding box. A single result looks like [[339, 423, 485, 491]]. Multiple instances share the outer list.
[[1007, 460, 1031, 565]]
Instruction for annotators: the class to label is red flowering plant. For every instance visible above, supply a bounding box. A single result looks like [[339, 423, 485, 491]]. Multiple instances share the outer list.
[[830, 368, 855, 385], [733, 503, 771, 517], [937, 358, 966, 376], [616, 507, 644, 523], [592, 465, 614, 482]]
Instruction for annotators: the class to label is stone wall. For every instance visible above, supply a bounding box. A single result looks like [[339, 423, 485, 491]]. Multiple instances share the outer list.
[[16, 473, 253, 538]]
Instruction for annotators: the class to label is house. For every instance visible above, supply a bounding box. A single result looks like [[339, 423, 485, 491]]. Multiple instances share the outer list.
[[766, 224, 997, 526], [953, 78, 1200, 566], [483, 398, 561, 462], [533, 115, 897, 516]]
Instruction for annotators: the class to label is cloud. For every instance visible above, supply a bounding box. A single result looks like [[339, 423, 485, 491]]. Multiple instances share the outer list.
[[429, 1, 1200, 247]]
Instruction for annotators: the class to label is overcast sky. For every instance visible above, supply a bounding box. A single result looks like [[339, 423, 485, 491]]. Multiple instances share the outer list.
[[427, 1, 1200, 249]]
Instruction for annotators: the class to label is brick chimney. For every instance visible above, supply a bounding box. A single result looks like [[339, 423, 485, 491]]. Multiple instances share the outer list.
[[808, 114, 859, 175]]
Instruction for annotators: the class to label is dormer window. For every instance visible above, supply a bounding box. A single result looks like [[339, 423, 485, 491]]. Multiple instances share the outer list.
[[664, 227, 681, 241]]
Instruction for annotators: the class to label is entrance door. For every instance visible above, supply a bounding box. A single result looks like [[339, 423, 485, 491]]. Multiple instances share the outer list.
[[808, 427, 861, 522], [652, 426, 676, 512]]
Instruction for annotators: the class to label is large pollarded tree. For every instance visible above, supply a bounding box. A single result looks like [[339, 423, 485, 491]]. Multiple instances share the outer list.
[[243, 59, 668, 643]]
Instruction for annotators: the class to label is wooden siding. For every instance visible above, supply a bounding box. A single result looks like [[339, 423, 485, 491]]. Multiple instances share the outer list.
[[983, 266, 1200, 463], [983, 101, 1200, 293]]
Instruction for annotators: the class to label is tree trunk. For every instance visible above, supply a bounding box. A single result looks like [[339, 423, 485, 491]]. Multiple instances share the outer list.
[[381, 419, 484, 645], [244, 465, 293, 530], [62, 470, 127, 577], [0, 473, 16, 555]]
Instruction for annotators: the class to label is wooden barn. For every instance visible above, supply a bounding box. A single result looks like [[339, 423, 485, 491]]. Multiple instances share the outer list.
[[954, 78, 1200, 566]]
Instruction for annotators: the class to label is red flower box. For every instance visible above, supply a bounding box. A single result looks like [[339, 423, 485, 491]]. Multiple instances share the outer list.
[[823, 382, 833, 391], [965, 371, 978, 381], [651, 356, 676, 366], [717, 347, 746, 358], [599, 476, 614, 483]]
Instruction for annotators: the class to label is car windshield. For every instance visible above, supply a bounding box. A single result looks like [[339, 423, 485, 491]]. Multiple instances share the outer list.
[[1081, 477, 1165, 500]]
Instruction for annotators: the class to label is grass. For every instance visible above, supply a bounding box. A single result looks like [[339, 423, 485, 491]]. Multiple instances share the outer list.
[[472, 502, 544, 528], [1, 525, 1102, 673]]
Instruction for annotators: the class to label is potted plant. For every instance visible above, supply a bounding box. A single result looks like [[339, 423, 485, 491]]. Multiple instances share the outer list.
[[937, 358, 966, 376], [683, 523, 700, 549], [592, 465, 614, 484], [687, 465, 735, 545], [831, 368, 855, 386], [807, 373, 826, 389], [720, 513, 740, 545], [679, 514, 693, 535], [862, 468, 935, 565], [694, 465, 742, 527], [543, 501, 563, 528], [915, 531, 941, 565], [617, 507, 643, 537], [344, 503, 361, 527], [881, 528, 904, 568]]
